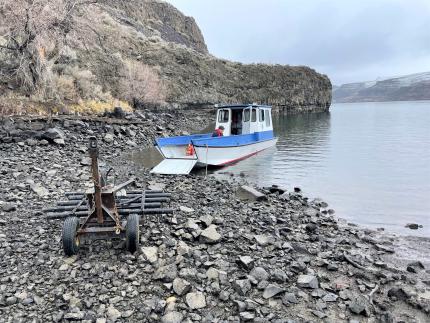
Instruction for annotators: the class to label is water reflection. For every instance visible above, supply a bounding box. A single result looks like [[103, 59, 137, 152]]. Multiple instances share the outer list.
[[214, 112, 331, 184]]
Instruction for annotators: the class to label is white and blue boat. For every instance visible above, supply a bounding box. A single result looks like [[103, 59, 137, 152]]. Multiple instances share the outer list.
[[151, 104, 278, 174]]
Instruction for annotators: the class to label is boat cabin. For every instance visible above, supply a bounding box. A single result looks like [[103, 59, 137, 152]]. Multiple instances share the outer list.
[[215, 104, 273, 136], [151, 104, 278, 174]]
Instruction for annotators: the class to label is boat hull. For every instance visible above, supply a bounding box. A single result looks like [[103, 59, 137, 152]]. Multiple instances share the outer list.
[[194, 138, 278, 166]]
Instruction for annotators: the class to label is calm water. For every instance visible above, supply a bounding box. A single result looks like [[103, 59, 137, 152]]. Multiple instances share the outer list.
[[212, 101, 430, 237], [129, 101, 430, 237]]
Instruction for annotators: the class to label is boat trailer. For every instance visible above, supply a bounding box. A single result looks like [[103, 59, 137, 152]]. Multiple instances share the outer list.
[[44, 136, 174, 256]]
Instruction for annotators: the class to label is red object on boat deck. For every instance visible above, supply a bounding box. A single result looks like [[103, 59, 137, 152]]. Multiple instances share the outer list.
[[186, 144, 195, 156]]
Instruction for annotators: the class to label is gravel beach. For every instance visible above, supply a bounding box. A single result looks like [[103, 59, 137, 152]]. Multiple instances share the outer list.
[[0, 110, 429, 322]]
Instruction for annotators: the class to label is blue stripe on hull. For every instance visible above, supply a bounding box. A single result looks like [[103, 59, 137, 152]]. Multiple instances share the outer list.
[[192, 131, 274, 147], [156, 133, 211, 147]]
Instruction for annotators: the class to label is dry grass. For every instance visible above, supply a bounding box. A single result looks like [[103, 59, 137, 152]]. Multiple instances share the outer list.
[[0, 93, 132, 117]]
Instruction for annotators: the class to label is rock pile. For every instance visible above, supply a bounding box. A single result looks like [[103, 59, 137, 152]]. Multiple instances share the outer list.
[[0, 112, 429, 322]]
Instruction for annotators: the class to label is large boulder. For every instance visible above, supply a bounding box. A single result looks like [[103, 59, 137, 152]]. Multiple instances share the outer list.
[[236, 185, 267, 202], [42, 128, 65, 143]]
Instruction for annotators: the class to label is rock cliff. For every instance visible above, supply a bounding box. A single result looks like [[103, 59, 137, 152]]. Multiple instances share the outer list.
[[0, 0, 332, 112]]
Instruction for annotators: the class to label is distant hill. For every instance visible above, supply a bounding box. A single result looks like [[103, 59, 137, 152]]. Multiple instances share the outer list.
[[333, 72, 430, 103]]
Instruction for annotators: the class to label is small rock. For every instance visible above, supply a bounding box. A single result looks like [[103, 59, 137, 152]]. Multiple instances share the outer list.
[[233, 279, 251, 296], [322, 293, 338, 302], [239, 312, 255, 321], [64, 311, 85, 320], [172, 278, 191, 296], [104, 133, 114, 143], [42, 128, 65, 142], [122, 310, 134, 318], [142, 246, 158, 264], [6, 296, 18, 305], [199, 214, 213, 227], [250, 267, 269, 282], [2, 203, 16, 212], [312, 310, 327, 319], [206, 267, 219, 280], [282, 293, 299, 304], [407, 261, 425, 273], [237, 256, 254, 270], [263, 284, 284, 299], [375, 244, 395, 253], [304, 208, 318, 217], [30, 183, 49, 197], [53, 138, 65, 145], [154, 264, 177, 282], [297, 275, 318, 289], [272, 269, 288, 283], [185, 292, 206, 309], [254, 234, 272, 246], [348, 294, 370, 316], [177, 241, 191, 256], [107, 306, 121, 322], [305, 223, 318, 232], [59, 264, 69, 271], [387, 287, 410, 300], [405, 223, 421, 230], [179, 206, 194, 213], [161, 311, 184, 323], [200, 225, 221, 244]]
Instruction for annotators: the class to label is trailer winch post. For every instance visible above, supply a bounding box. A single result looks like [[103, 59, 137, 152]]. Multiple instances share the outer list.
[[89, 136, 104, 224]]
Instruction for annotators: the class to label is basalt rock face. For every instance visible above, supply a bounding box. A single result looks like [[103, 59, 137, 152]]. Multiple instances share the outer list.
[[65, 0, 331, 111], [0, 0, 331, 111], [133, 41, 332, 109], [101, 0, 208, 54]]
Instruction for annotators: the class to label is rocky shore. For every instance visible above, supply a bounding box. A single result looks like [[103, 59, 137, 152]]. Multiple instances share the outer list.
[[0, 111, 429, 322]]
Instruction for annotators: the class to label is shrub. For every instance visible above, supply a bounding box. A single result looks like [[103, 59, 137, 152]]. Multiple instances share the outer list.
[[54, 75, 79, 102], [68, 68, 112, 102], [119, 59, 166, 108]]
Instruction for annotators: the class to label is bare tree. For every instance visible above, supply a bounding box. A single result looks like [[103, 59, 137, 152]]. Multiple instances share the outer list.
[[0, 0, 95, 97]]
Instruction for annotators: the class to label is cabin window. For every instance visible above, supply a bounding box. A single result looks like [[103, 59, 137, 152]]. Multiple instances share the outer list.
[[251, 109, 257, 122], [218, 109, 229, 123], [259, 109, 265, 122], [243, 109, 250, 122], [265, 110, 271, 127]]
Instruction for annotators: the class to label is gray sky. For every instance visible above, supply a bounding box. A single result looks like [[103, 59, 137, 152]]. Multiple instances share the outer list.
[[166, 0, 430, 85]]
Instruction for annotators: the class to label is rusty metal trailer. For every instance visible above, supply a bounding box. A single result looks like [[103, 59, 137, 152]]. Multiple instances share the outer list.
[[44, 137, 173, 256]]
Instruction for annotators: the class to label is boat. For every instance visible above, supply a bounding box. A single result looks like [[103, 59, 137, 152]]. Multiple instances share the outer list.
[[151, 104, 278, 174]]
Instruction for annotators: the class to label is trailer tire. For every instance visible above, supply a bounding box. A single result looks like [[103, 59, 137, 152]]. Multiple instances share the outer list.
[[126, 213, 140, 253], [63, 217, 80, 256]]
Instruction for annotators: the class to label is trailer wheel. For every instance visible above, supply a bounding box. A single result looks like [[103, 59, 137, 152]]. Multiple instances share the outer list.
[[126, 214, 140, 253], [63, 217, 80, 256]]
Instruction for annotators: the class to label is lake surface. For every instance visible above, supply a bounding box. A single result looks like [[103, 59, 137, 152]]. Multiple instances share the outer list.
[[213, 101, 430, 237], [129, 101, 430, 237]]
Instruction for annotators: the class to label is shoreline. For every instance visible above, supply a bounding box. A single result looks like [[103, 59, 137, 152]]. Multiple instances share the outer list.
[[0, 111, 429, 322]]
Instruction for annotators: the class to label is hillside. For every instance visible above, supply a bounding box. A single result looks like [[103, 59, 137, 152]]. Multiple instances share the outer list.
[[333, 72, 430, 103], [0, 0, 331, 113]]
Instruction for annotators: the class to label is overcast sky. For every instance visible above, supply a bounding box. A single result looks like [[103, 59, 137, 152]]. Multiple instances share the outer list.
[[166, 0, 430, 85]]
